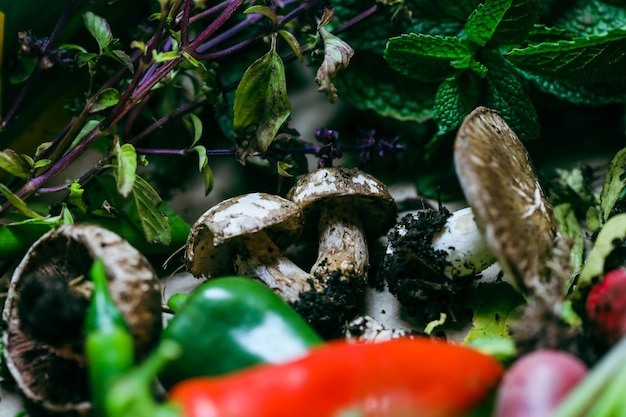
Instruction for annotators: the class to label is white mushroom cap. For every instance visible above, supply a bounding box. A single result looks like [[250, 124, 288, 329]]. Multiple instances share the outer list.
[[2, 224, 161, 415], [185, 192, 304, 278], [286, 167, 396, 237]]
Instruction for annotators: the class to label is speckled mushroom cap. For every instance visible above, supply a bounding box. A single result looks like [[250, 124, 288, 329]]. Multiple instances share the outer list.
[[1, 224, 162, 415], [185, 192, 304, 278], [286, 167, 397, 236]]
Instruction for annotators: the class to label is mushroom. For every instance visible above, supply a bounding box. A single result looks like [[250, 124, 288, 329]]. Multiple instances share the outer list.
[[454, 106, 583, 355], [344, 315, 414, 344], [286, 167, 397, 337], [378, 206, 496, 321], [2, 224, 162, 415], [454, 106, 559, 300], [184, 192, 318, 303]]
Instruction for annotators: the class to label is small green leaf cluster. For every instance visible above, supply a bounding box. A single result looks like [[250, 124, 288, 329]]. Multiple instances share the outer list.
[[335, 0, 626, 146]]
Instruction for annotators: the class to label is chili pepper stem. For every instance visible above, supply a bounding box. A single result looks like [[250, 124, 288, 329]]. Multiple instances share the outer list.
[[106, 340, 182, 417]]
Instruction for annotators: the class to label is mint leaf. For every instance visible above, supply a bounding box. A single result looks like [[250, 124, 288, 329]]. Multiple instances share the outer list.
[[233, 38, 290, 163], [464, 0, 512, 46], [334, 53, 437, 122], [433, 75, 480, 133], [487, 0, 541, 47], [482, 51, 539, 140], [525, 74, 626, 105], [506, 28, 626, 83], [553, 0, 626, 36], [384, 34, 472, 81]]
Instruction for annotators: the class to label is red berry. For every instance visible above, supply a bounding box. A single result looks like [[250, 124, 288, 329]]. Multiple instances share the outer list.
[[585, 268, 626, 346]]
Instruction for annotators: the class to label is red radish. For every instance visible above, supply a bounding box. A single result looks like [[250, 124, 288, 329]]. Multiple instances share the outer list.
[[586, 268, 626, 346], [493, 350, 587, 417]]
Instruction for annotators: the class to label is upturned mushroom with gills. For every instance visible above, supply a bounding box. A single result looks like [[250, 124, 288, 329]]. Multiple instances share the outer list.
[[1, 224, 162, 416], [286, 167, 397, 338], [378, 206, 497, 322], [184, 192, 320, 304]]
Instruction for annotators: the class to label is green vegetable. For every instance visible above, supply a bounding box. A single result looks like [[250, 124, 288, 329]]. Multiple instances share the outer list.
[[158, 277, 323, 389], [85, 258, 135, 417]]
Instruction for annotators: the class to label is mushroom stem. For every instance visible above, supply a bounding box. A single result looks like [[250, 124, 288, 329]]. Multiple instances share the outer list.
[[311, 204, 369, 283], [234, 232, 319, 303]]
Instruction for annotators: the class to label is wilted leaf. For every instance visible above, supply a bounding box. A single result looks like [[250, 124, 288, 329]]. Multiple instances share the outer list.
[[315, 28, 354, 103]]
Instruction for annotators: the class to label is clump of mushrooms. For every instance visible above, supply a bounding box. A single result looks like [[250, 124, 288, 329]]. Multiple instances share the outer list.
[[184, 192, 318, 305], [2, 224, 162, 415], [378, 205, 496, 322], [286, 167, 397, 337]]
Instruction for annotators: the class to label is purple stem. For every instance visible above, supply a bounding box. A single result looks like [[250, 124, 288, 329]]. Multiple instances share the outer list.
[[0, 0, 77, 130]]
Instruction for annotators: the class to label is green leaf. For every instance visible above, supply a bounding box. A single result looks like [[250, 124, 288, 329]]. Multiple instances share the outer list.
[[334, 53, 437, 122], [599, 147, 626, 223], [0, 149, 31, 179], [577, 213, 626, 298], [524, 73, 626, 105], [384, 33, 472, 82], [201, 163, 214, 196], [191, 145, 207, 172], [463, 281, 524, 361], [107, 49, 134, 73], [128, 176, 171, 245], [506, 28, 626, 84], [481, 0, 541, 47], [83, 11, 113, 53], [90, 88, 120, 113], [482, 51, 539, 140], [553, 0, 626, 36], [114, 141, 137, 198], [244, 5, 277, 24], [276, 161, 293, 177], [184, 113, 203, 146], [464, 0, 512, 46], [553, 203, 585, 292], [233, 38, 290, 163], [433, 75, 480, 133], [0, 183, 44, 219], [278, 29, 302, 62], [33, 159, 51, 169], [68, 180, 88, 214]]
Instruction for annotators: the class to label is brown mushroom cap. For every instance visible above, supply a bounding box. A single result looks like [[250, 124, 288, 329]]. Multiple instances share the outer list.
[[2, 224, 162, 415], [286, 167, 397, 236], [184, 192, 304, 278], [454, 106, 557, 294]]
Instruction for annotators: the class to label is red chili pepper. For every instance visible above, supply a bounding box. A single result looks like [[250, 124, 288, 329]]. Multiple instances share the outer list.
[[169, 337, 503, 417]]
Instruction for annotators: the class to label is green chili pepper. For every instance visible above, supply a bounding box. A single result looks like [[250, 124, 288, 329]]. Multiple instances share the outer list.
[[158, 276, 323, 389], [85, 258, 135, 417]]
